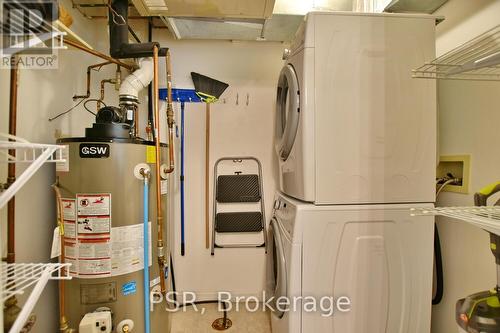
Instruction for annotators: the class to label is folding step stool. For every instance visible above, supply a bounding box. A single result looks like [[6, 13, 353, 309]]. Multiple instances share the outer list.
[[211, 157, 267, 255]]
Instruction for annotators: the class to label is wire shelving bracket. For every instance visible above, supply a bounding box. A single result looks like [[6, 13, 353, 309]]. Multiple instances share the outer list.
[[413, 25, 500, 81]]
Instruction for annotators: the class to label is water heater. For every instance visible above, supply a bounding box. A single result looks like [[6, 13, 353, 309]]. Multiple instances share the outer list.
[[56, 136, 171, 332]]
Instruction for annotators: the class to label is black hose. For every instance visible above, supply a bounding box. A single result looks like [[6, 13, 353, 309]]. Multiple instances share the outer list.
[[433, 223, 444, 305], [169, 254, 176, 302]]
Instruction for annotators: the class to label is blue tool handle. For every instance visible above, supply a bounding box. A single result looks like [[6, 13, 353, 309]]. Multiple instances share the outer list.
[[180, 102, 186, 256]]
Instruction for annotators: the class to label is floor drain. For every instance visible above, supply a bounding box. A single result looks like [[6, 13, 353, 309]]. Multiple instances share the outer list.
[[212, 317, 232, 331]]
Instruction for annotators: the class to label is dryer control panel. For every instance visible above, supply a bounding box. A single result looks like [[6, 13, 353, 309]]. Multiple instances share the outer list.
[[273, 198, 295, 239]]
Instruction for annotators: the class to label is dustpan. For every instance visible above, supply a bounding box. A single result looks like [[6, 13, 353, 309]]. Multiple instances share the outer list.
[[191, 72, 229, 103]]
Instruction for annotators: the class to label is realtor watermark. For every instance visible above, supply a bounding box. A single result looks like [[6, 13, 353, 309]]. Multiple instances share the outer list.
[[151, 291, 352, 317], [1, 0, 66, 69]]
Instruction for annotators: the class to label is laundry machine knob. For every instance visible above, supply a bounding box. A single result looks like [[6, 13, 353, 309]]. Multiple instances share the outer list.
[[274, 199, 282, 210], [282, 49, 291, 60]]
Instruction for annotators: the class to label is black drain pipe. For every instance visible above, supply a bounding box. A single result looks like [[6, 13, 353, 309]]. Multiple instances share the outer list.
[[108, 0, 167, 58]]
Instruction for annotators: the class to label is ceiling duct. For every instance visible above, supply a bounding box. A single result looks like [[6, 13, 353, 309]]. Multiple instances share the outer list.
[[162, 14, 303, 42], [384, 0, 449, 13], [131, 0, 275, 19]]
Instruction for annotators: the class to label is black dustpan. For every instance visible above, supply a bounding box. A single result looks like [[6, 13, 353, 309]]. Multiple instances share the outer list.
[[191, 72, 229, 103]]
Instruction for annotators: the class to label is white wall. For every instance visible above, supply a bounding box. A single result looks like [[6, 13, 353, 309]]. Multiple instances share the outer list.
[[431, 1, 500, 332], [1, 8, 284, 332], [151, 35, 283, 299]]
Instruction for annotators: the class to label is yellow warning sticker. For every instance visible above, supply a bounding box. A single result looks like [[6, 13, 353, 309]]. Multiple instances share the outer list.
[[146, 146, 156, 163]]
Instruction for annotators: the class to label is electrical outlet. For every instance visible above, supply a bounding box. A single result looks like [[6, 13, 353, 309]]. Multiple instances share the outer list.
[[436, 155, 471, 194]]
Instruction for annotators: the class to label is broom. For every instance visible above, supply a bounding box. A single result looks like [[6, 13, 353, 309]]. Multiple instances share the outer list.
[[191, 72, 229, 249]]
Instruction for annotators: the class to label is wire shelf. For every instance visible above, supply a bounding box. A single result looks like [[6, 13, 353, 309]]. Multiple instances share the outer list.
[[411, 206, 500, 235], [0, 134, 65, 164], [1, 263, 71, 302], [0, 133, 66, 209], [2, 263, 71, 333], [413, 25, 500, 81]]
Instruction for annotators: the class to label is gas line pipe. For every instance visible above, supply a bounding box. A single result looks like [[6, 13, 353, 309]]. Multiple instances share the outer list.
[[6, 56, 18, 265], [52, 182, 74, 333], [3, 55, 20, 333], [164, 50, 175, 174], [152, 45, 166, 295], [153, 46, 176, 295], [73, 61, 114, 100], [63, 39, 135, 71]]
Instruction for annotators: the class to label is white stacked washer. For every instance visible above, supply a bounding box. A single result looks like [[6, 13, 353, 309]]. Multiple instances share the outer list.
[[270, 11, 437, 333]]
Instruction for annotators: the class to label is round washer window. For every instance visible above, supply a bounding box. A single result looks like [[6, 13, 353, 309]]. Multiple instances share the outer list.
[[275, 64, 300, 161]]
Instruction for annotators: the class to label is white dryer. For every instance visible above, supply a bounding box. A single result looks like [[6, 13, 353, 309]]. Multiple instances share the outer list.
[[275, 11, 437, 205], [268, 192, 434, 333]]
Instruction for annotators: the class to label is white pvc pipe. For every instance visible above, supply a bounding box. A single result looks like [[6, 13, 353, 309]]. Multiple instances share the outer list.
[[119, 58, 154, 98]]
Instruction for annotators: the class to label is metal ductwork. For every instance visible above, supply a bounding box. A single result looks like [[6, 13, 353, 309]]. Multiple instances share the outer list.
[[108, 0, 167, 58]]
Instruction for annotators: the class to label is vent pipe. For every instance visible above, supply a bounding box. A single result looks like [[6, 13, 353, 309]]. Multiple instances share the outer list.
[[108, 0, 167, 58], [119, 58, 153, 97], [119, 58, 154, 136]]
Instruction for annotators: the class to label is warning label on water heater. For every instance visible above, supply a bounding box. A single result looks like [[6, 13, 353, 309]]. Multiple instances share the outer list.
[[110, 222, 152, 277], [77, 194, 111, 216], [62, 198, 77, 239], [65, 194, 153, 279], [65, 193, 113, 278], [77, 216, 111, 235], [62, 199, 76, 220]]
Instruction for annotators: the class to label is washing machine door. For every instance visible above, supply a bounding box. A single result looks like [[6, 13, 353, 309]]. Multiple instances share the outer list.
[[275, 64, 300, 161], [269, 218, 288, 318]]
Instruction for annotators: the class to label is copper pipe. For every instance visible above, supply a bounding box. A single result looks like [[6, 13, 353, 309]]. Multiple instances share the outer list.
[[63, 39, 136, 71], [99, 79, 116, 109], [3, 56, 20, 333], [7, 56, 18, 264], [73, 61, 113, 100], [114, 64, 122, 90], [72, 15, 147, 19], [153, 46, 167, 294], [52, 183, 71, 332], [164, 50, 175, 174], [167, 128, 174, 172], [134, 108, 139, 136]]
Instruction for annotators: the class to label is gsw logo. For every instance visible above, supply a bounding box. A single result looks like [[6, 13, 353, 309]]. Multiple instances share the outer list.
[[79, 144, 110, 158]]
